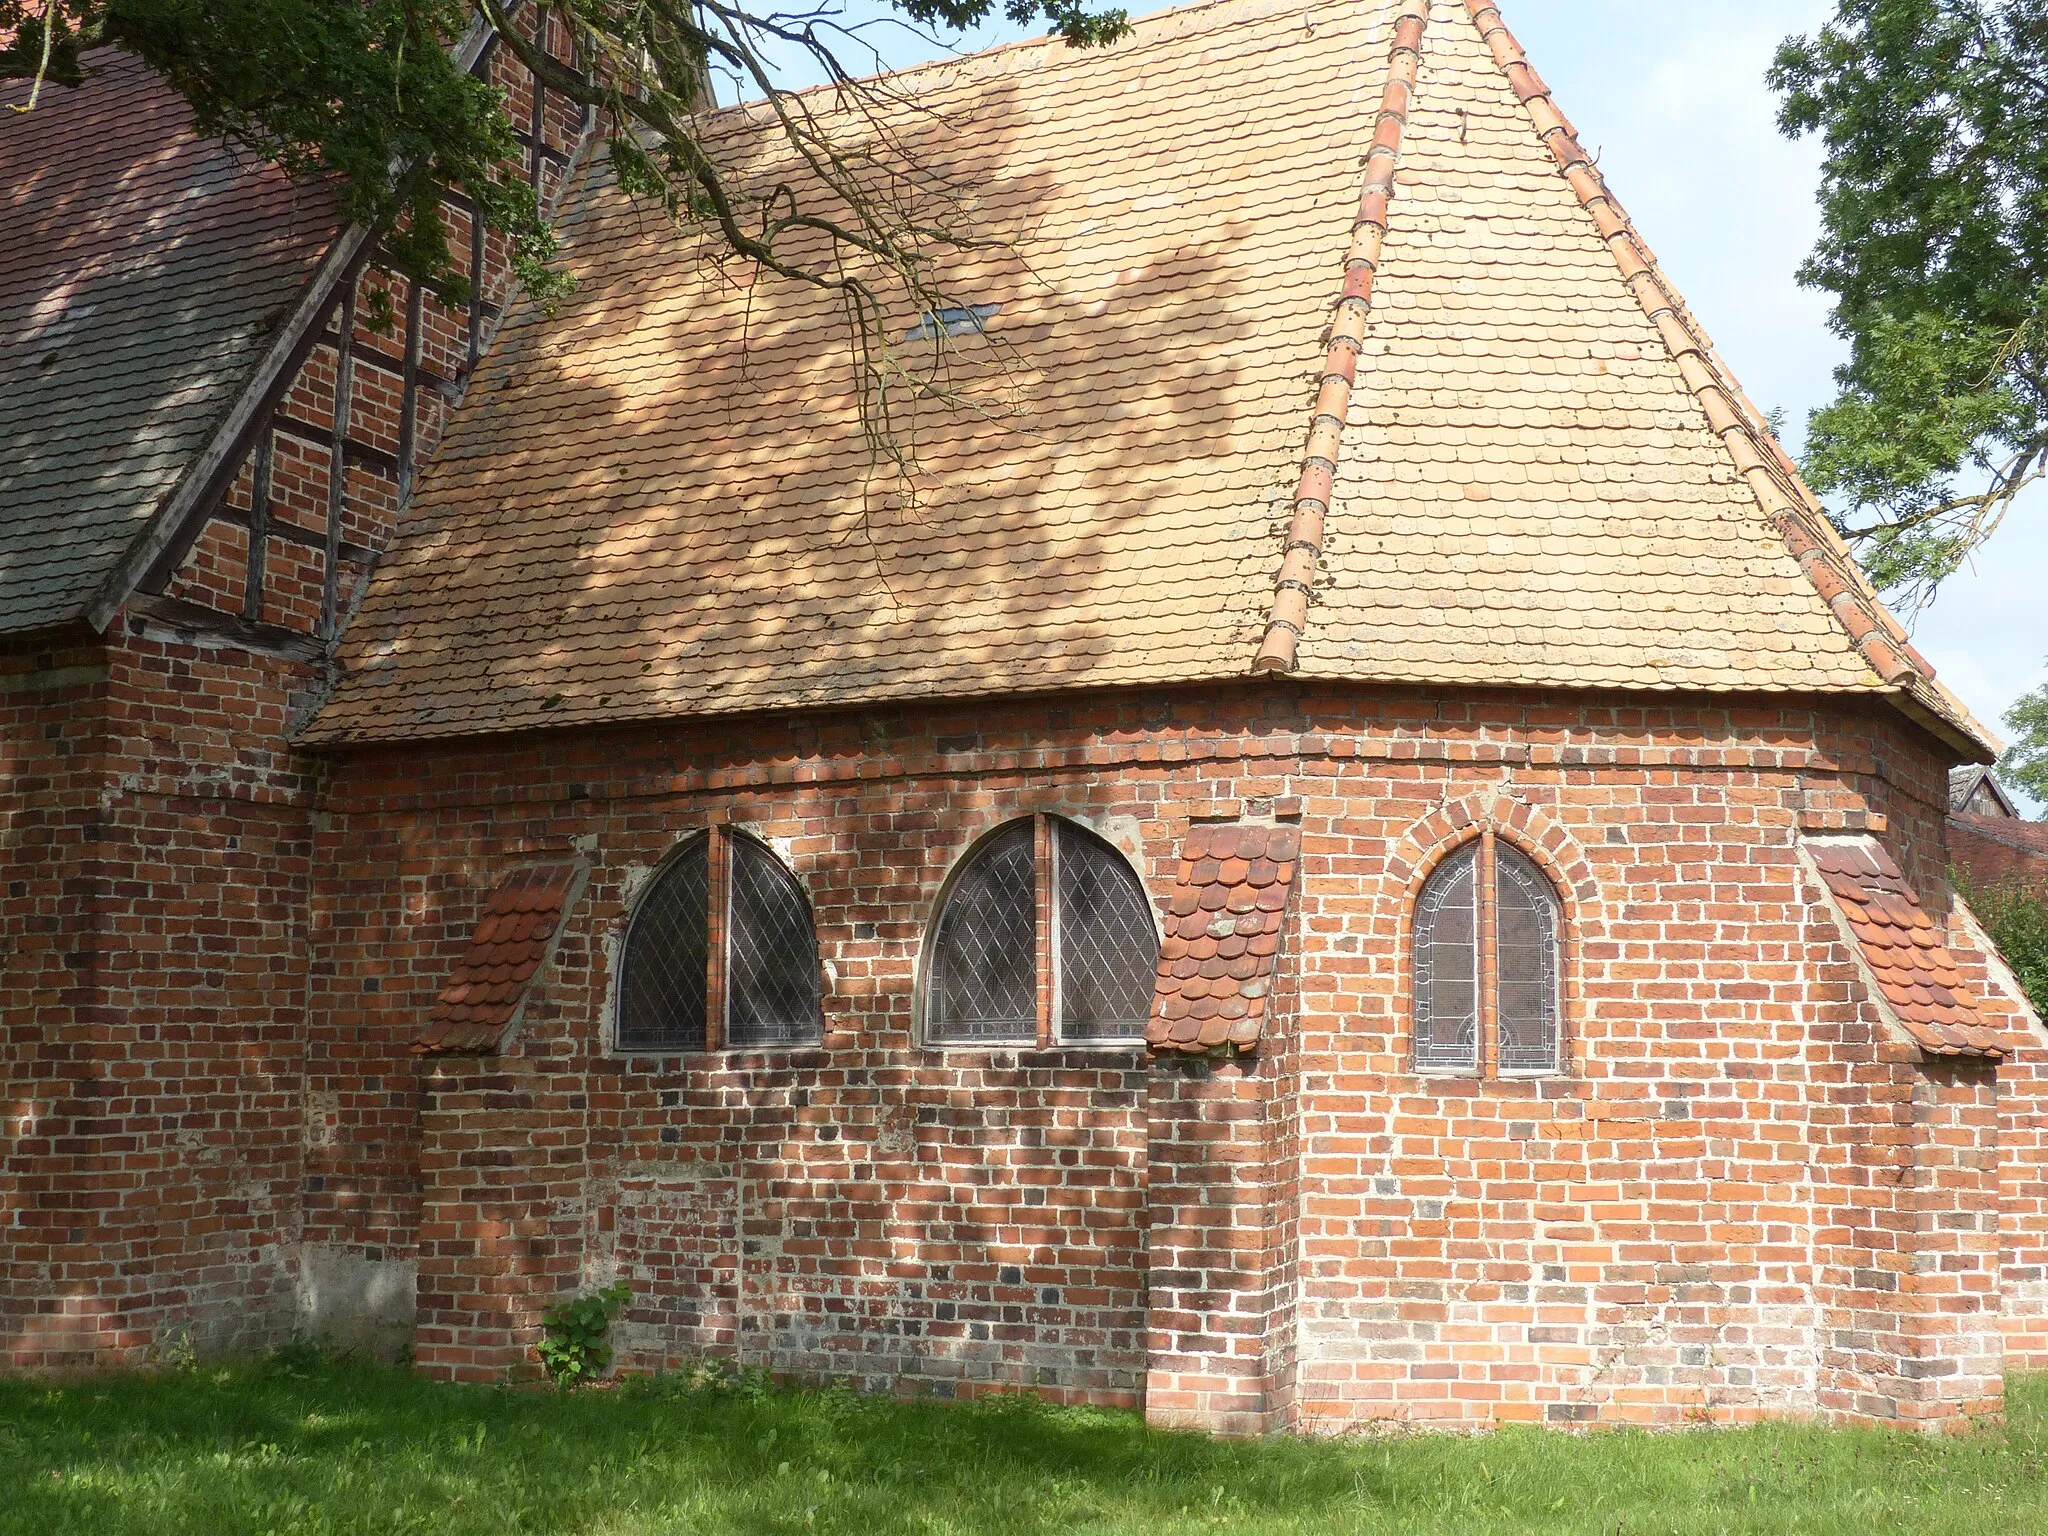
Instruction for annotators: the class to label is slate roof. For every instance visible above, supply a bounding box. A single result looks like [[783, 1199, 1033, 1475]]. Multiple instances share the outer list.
[[1809, 839, 2005, 1060], [414, 862, 584, 1055], [1146, 821, 1300, 1055], [0, 49, 339, 636], [305, 0, 1987, 750]]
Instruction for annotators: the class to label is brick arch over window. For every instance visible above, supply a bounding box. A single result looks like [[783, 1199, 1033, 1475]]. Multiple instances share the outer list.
[[918, 813, 1159, 1049], [1385, 795, 1595, 1076]]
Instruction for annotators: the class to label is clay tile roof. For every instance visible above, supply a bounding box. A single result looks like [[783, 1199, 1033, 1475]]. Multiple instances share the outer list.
[[304, 0, 1989, 756], [1146, 821, 1300, 1055], [0, 50, 340, 636], [413, 862, 584, 1055], [1806, 839, 2006, 1060]]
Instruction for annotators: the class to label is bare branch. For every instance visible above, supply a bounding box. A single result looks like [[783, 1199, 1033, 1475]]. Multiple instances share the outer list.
[[8, 0, 63, 113]]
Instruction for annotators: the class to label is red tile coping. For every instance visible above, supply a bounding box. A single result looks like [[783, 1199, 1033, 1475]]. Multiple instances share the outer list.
[[1809, 840, 2005, 1060], [1146, 822, 1301, 1055], [1253, 0, 1429, 674], [414, 862, 583, 1055]]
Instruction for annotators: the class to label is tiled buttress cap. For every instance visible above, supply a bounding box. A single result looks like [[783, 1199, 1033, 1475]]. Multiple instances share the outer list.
[[1808, 840, 2006, 1060], [1145, 822, 1301, 1055], [413, 863, 581, 1055]]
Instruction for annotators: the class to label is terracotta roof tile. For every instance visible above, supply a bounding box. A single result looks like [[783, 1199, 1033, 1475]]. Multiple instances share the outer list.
[[306, 0, 1984, 749], [1807, 839, 2006, 1060], [413, 862, 584, 1055], [1427, 0, 1989, 750], [1146, 821, 1300, 1054]]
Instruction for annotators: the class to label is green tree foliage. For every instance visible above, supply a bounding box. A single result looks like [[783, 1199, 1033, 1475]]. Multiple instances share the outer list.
[[2001, 687, 2048, 803], [1963, 876, 2048, 1014], [3, 0, 1126, 343], [1770, 1, 2048, 605]]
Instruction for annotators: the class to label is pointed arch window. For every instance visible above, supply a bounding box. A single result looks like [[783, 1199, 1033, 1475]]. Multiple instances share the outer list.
[[617, 829, 823, 1053], [1413, 833, 1562, 1075], [924, 815, 1158, 1047]]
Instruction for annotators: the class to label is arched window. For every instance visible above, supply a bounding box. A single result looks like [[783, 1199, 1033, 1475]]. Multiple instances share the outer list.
[[617, 830, 822, 1053], [1413, 834, 1561, 1075], [925, 815, 1158, 1046]]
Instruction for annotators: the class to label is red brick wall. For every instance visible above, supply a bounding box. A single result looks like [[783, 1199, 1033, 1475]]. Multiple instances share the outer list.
[[0, 14, 582, 1369], [1952, 816, 2048, 899], [329, 742, 1159, 1398], [0, 627, 321, 1365], [1, 642, 113, 1366], [1947, 888, 2048, 1372], [298, 683, 2031, 1427], [1997, 1034, 2048, 1370], [5, 14, 2038, 1410]]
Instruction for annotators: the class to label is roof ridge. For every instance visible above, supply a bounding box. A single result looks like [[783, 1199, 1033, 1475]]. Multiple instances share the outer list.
[[1457, 0, 1996, 755], [1252, 0, 1428, 674]]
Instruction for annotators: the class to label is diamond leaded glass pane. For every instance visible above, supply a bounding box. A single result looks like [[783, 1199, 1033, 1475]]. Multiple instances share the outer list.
[[1054, 820, 1157, 1042], [1414, 843, 1478, 1071], [926, 819, 1037, 1043], [726, 834, 822, 1048], [1495, 846, 1561, 1073], [618, 836, 709, 1052]]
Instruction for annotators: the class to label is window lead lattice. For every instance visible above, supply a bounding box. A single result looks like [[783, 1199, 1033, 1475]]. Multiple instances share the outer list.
[[726, 834, 822, 1048], [1413, 843, 1479, 1071], [617, 836, 710, 1052], [1054, 820, 1157, 1041], [1494, 846, 1560, 1073], [926, 820, 1038, 1043]]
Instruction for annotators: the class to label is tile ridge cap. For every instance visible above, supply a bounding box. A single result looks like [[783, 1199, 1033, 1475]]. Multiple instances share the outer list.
[[1252, 0, 1431, 675], [1459, 0, 1995, 755]]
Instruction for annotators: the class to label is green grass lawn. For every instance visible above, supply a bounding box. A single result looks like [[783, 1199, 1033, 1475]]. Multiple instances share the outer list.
[[3, 1357, 2046, 1535]]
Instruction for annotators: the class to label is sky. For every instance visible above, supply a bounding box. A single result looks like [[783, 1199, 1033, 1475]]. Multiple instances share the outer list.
[[730, 0, 2048, 809]]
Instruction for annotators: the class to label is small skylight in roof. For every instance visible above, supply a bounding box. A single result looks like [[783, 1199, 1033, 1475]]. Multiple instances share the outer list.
[[904, 303, 1001, 343]]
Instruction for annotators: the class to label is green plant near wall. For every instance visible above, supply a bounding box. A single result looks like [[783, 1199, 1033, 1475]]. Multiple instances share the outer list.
[[1959, 873, 2048, 1017], [536, 1282, 632, 1389]]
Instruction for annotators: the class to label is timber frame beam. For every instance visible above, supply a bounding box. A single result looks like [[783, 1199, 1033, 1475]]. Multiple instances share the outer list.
[[83, 10, 503, 637]]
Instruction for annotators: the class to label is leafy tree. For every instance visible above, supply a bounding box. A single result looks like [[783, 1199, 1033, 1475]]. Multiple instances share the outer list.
[[1769, 1, 2048, 605], [1959, 874, 2048, 1014], [1772, 4, 2048, 817], [4, 0, 1126, 364], [2001, 686, 2048, 803]]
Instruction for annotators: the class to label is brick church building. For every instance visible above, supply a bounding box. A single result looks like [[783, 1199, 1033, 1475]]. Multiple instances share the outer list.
[[5, 0, 2046, 1434]]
